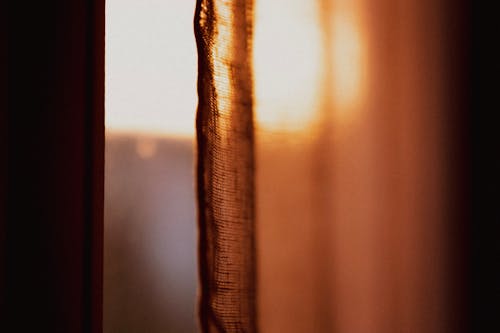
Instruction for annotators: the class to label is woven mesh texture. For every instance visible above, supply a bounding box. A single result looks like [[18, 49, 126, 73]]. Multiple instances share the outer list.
[[194, 0, 257, 332]]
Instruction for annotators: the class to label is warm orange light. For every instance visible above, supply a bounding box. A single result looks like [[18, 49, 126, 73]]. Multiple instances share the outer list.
[[331, 9, 365, 111], [106, 0, 365, 137], [212, 2, 234, 140], [254, 0, 366, 133], [254, 0, 322, 133]]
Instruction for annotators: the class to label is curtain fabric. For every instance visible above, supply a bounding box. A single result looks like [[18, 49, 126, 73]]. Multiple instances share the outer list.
[[193, 1, 478, 333], [2, 1, 497, 332], [195, 0, 257, 332], [4, 1, 104, 331]]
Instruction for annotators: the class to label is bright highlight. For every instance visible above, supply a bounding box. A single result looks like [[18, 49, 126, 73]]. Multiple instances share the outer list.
[[332, 11, 365, 110]]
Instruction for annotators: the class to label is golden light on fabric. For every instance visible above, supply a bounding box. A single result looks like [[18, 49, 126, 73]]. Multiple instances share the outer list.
[[195, 0, 257, 331], [212, 2, 234, 141], [253, 0, 322, 134], [331, 10, 365, 111]]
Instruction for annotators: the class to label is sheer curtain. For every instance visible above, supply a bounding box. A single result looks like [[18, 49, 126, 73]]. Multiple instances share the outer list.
[[195, 0, 465, 332], [195, 0, 257, 331], [3, 0, 497, 332]]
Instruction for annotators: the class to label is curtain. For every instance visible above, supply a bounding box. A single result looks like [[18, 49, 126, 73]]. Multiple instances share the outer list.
[[4, 1, 104, 332], [3, 1, 497, 333], [194, 0, 492, 332], [195, 0, 257, 331]]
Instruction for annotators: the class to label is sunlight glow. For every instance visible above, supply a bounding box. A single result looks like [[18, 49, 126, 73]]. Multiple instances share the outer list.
[[254, 0, 322, 133], [105, 0, 197, 137], [212, 2, 234, 140], [106, 0, 365, 137], [331, 9, 365, 111]]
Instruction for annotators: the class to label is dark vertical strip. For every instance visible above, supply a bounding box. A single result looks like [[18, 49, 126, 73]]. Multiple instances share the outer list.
[[466, 2, 500, 332], [4, 0, 104, 332], [442, 1, 470, 332], [443, 1, 500, 331], [0, 0, 6, 320], [195, 0, 257, 332], [84, 0, 105, 332]]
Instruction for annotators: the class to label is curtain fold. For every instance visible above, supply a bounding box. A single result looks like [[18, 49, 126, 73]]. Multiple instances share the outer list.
[[195, 0, 257, 332]]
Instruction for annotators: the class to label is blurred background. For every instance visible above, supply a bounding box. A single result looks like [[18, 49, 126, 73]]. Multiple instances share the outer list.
[[105, 1, 198, 332], [106, 0, 466, 332]]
